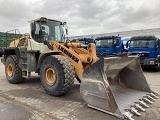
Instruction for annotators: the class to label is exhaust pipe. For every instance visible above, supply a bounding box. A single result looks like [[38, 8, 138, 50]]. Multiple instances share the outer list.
[[80, 56, 159, 120]]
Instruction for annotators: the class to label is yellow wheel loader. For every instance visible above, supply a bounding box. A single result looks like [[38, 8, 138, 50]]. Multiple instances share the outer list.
[[1, 17, 159, 120]]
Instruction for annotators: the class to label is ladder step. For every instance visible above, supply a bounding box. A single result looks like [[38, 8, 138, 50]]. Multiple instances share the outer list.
[[20, 49, 28, 78], [22, 71, 27, 78]]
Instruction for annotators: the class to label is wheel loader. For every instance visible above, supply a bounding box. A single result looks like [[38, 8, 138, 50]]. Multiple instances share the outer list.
[[1, 17, 159, 120]]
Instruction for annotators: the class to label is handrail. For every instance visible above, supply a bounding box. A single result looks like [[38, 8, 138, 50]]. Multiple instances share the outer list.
[[5, 29, 21, 47]]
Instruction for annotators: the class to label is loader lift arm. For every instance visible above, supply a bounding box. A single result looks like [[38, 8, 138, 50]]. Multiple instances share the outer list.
[[50, 41, 98, 81]]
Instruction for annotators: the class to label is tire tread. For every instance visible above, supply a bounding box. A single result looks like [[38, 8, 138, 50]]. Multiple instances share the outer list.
[[5, 55, 25, 84]]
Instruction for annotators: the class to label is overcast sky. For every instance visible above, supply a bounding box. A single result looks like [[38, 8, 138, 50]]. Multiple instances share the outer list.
[[0, 0, 160, 36]]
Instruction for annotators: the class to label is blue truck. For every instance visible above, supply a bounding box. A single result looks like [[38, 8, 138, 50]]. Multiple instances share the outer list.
[[126, 35, 160, 71], [76, 38, 95, 44], [94, 36, 126, 57]]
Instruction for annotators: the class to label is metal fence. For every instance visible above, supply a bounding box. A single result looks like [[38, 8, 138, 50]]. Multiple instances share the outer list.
[[0, 32, 22, 48], [69, 28, 160, 40]]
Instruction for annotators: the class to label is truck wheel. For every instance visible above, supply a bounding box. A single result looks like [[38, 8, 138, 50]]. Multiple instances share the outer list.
[[40, 55, 75, 96], [154, 65, 160, 72], [5, 55, 25, 84]]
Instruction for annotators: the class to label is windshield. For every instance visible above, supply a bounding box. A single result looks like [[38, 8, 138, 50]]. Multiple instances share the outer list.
[[96, 39, 113, 48], [41, 20, 64, 42], [78, 39, 94, 44], [78, 39, 85, 44], [130, 39, 155, 48]]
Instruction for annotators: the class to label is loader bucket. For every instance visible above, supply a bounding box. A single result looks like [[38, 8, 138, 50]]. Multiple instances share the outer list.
[[80, 56, 159, 120]]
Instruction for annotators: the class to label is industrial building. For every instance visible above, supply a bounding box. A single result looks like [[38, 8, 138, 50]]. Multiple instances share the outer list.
[[69, 28, 160, 40]]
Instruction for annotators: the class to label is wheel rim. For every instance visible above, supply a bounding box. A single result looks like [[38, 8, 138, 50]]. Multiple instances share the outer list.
[[45, 67, 56, 85], [7, 64, 13, 77]]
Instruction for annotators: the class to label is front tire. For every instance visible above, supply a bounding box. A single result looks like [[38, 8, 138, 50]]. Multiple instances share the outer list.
[[5, 55, 25, 84], [40, 55, 75, 96]]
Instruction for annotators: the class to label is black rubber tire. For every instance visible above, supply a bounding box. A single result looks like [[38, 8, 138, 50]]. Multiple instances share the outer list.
[[40, 55, 75, 96], [5, 55, 25, 84]]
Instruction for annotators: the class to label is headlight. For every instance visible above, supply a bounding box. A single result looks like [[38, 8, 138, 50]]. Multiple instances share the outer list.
[[150, 61, 155, 64]]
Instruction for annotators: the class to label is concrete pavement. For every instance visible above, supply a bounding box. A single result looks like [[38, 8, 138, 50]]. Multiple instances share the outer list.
[[0, 62, 160, 120]]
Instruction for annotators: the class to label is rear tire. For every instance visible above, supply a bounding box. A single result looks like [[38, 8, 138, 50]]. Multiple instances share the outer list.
[[40, 55, 75, 96], [5, 55, 25, 84]]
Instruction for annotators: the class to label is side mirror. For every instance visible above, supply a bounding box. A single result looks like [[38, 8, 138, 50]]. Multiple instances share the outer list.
[[126, 40, 130, 48], [94, 40, 98, 45], [62, 22, 68, 36], [30, 22, 35, 31], [157, 39, 160, 47], [157, 55, 160, 63], [30, 22, 37, 39], [65, 28, 68, 35]]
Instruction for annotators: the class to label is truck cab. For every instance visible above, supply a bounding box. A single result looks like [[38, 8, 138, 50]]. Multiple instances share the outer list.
[[126, 35, 160, 71], [95, 36, 125, 57], [77, 38, 95, 45]]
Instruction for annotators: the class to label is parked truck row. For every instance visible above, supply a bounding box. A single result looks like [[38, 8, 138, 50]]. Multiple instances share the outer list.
[[74, 35, 160, 71]]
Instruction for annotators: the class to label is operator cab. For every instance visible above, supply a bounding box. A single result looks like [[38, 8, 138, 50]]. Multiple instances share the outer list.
[[30, 17, 67, 43]]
